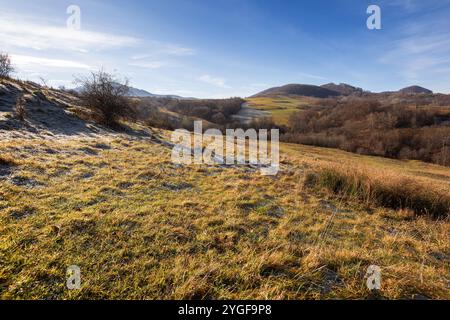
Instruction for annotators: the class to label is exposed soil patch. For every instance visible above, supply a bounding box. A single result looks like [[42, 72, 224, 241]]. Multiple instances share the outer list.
[[320, 267, 344, 295], [91, 143, 111, 150], [162, 182, 193, 191], [9, 175, 43, 188], [9, 206, 37, 220], [78, 147, 98, 156], [0, 164, 13, 178], [117, 182, 134, 189]]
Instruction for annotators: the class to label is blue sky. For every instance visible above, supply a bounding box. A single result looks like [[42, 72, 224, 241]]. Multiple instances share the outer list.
[[1, 0, 450, 98]]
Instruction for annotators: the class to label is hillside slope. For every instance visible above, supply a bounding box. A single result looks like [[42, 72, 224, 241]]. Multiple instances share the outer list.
[[0, 78, 153, 140], [0, 79, 449, 300], [252, 84, 340, 98], [1, 131, 449, 299], [0, 79, 112, 140]]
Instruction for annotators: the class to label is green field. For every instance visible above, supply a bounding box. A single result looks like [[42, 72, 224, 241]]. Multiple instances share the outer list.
[[246, 96, 315, 125]]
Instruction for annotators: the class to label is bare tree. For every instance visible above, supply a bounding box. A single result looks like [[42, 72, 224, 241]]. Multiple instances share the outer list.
[[75, 70, 133, 127], [0, 53, 14, 78]]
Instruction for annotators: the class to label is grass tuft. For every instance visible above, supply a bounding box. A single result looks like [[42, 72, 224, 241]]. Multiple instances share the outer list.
[[13, 94, 27, 121], [0, 154, 17, 166], [309, 165, 450, 218]]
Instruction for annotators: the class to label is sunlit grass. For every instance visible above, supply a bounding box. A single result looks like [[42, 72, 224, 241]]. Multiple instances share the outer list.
[[0, 135, 448, 299], [246, 96, 315, 125]]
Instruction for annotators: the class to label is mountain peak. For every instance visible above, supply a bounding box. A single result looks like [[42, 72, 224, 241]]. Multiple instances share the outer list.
[[398, 86, 433, 95], [252, 84, 341, 98], [321, 83, 364, 96], [76, 83, 194, 100]]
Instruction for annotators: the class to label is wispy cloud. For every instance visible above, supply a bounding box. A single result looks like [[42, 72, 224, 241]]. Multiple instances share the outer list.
[[384, 0, 445, 14], [129, 42, 195, 70], [128, 42, 195, 70], [198, 74, 230, 88], [131, 43, 195, 59], [12, 54, 91, 70], [0, 13, 139, 52], [385, 0, 420, 13], [297, 72, 326, 81], [129, 61, 168, 69], [380, 34, 450, 81], [0, 10, 196, 88], [378, 7, 450, 84]]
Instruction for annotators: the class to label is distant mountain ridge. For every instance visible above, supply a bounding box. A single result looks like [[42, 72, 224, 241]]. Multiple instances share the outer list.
[[398, 86, 433, 95], [127, 87, 196, 99], [321, 83, 364, 96], [127, 87, 155, 98], [75, 84, 195, 100], [252, 83, 435, 98]]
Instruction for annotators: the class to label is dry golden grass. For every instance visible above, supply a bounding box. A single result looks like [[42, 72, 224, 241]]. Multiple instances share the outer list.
[[306, 165, 450, 218], [0, 154, 17, 167], [0, 135, 449, 300]]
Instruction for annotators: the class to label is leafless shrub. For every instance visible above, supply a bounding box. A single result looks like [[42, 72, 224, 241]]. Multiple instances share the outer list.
[[0, 53, 14, 78], [75, 70, 134, 127]]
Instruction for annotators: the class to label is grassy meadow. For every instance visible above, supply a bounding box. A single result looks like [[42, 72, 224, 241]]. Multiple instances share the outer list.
[[1, 133, 448, 299], [246, 96, 316, 125]]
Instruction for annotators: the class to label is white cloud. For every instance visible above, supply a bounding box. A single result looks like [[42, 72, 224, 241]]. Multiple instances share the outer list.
[[385, 0, 444, 14], [198, 74, 229, 88], [131, 43, 195, 60], [0, 11, 196, 88], [0, 13, 139, 53], [128, 44, 195, 70], [297, 72, 326, 81], [12, 54, 91, 70], [153, 43, 195, 56], [379, 14, 450, 83], [380, 35, 450, 81], [129, 61, 167, 69], [129, 44, 195, 71]]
